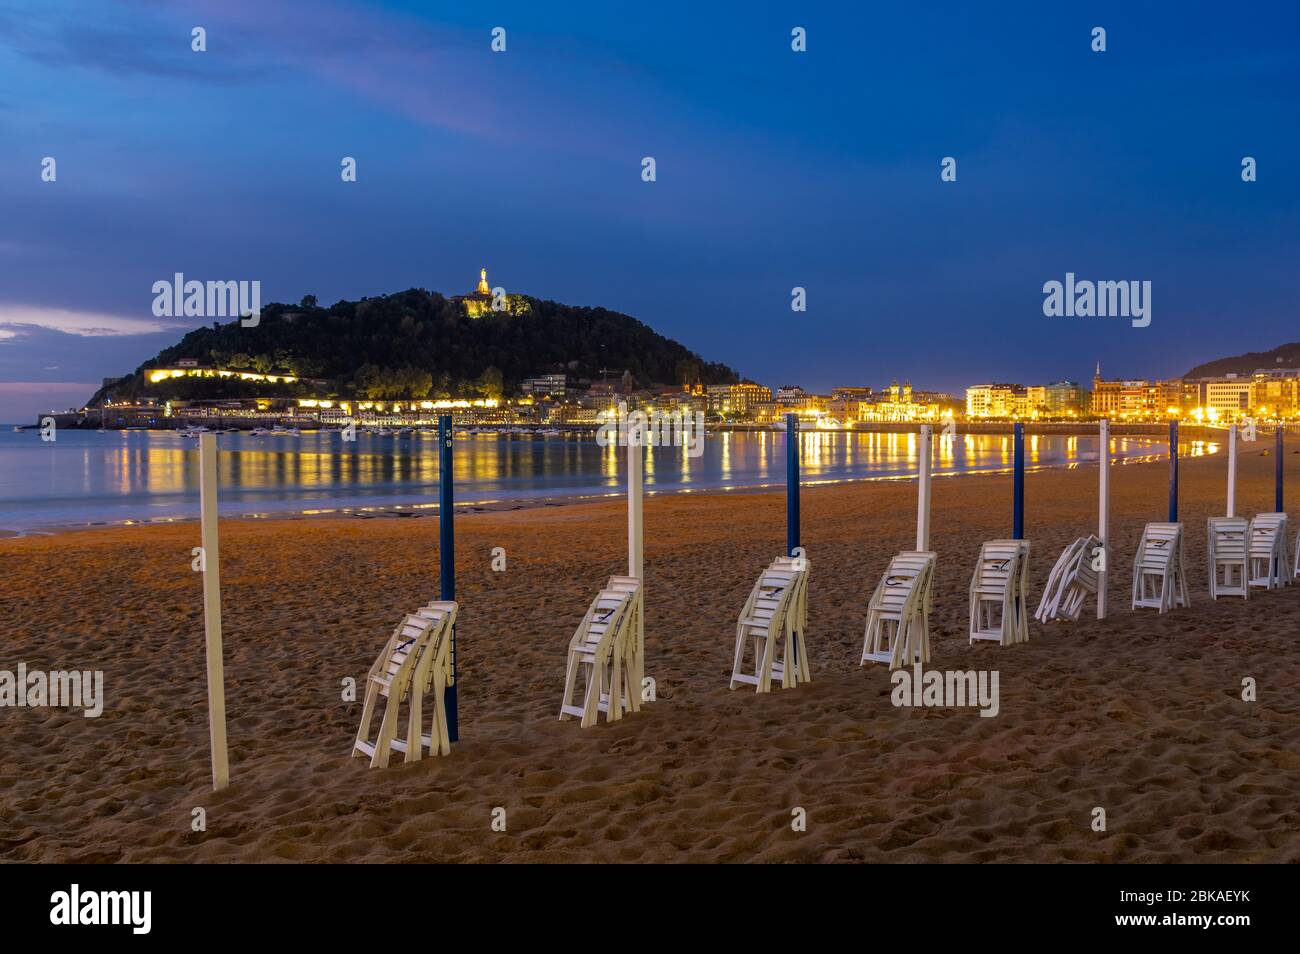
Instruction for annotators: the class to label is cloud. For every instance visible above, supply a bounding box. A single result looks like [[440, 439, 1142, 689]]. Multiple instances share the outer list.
[[0, 304, 175, 338], [0, 3, 271, 84], [0, 380, 97, 393]]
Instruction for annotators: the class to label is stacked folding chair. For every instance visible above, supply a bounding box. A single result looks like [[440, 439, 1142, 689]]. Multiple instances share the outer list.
[[1248, 513, 1291, 590], [1035, 535, 1100, 623], [1131, 522, 1189, 613], [729, 557, 809, 693], [1207, 517, 1249, 600], [604, 575, 644, 712], [353, 601, 458, 768], [560, 588, 636, 728], [861, 551, 936, 670], [409, 601, 457, 758], [969, 539, 1031, 645], [769, 555, 811, 685]]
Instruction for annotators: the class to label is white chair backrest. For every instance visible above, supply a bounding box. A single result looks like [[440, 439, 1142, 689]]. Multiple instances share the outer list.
[[584, 591, 631, 647], [1209, 517, 1249, 559], [374, 614, 436, 696], [972, 541, 1021, 589], [1139, 523, 1181, 564]]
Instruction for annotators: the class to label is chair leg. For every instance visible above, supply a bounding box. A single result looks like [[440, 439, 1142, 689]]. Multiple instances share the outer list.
[[353, 684, 379, 757], [581, 660, 600, 729], [606, 653, 621, 722], [371, 696, 399, 769], [624, 645, 641, 713], [757, 633, 775, 693], [797, 628, 812, 683], [560, 651, 580, 721], [431, 672, 450, 756], [406, 683, 423, 764], [729, 627, 748, 689]]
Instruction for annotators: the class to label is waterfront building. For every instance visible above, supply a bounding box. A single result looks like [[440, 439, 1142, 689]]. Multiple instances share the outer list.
[[520, 373, 568, 397], [1251, 368, 1300, 419], [966, 383, 1023, 419], [1043, 381, 1087, 415], [1203, 376, 1255, 420], [706, 382, 771, 419]]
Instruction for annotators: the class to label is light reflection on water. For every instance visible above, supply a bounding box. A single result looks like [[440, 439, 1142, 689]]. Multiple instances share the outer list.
[[0, 429, 1209, 530]]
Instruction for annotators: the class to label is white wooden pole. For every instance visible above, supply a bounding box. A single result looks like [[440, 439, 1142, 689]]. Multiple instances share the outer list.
[[916, 424, 932, 551], [1226, 424, 1238, 518], [628, 413, 644, 580], [198, 433, 230, 791], [1097, 419, 1110, 620], [627, 411, 646, 703]]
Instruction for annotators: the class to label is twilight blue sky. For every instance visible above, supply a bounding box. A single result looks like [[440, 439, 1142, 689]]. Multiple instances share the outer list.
[[1, 0, 1297, 421]]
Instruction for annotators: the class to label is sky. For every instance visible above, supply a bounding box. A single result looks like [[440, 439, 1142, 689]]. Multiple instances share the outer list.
[[1, 0, 1297, 422]]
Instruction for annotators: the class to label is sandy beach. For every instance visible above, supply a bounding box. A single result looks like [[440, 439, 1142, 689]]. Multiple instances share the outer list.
[[2, 445, 1298, 864]]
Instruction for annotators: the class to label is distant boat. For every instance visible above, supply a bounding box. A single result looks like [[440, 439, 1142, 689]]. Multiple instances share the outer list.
[[251, 427, 272, 436], [180, 425, 210, 438], [271, 426, 300, 437]]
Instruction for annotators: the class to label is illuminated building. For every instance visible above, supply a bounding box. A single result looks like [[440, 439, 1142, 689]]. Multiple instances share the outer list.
[[453, 267, 529, 317], [1204, 377, 1254, 420], [706, 382, 771, 419], [521, 373, 568, 397], [966, 383, 1023, 419], [1090, 365, 1154, 418], [1252, 369, 1300, 419], [1043, 381, 1086, 415], [145, 366, 305, 386]]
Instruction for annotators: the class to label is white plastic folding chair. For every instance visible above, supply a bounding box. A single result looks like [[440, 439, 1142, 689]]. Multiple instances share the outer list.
[[1131, 522, 1189, 613], [1035, 535, 1101, 623], [970, 539, 1031, 645], [730, 564, 797, 693], [861, 551, 936, 670], [768, 555, 812, 685], [1207, 517, 1249, 600], [353, 612, 439, 768], [605, 575, 643, 711], [560, 589, 635, 728], [410, 601, 457, 758], [1248, 513, 1290, 589]]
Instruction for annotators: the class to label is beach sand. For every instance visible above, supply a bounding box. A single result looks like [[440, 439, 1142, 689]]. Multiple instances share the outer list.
[[2, 445, 1298, 863]]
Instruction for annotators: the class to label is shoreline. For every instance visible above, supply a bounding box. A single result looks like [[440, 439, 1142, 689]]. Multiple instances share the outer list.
[[0, 440, 1199, 538]]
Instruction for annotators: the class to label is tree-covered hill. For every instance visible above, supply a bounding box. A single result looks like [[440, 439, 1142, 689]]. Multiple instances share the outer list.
[[1185, 342, 1300, 379], [91, 289, 740, 404]]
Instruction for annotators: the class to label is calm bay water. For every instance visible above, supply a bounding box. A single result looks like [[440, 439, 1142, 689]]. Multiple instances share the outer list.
[[0, 428, 1213, 532]]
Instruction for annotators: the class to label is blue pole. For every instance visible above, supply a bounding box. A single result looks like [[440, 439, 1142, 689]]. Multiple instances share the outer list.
[[438, 415, 458, 743], [1012, 422, 1024, 539], [1276, 426, 1284, 513], [786, 413, 800, 555], [1168, 419, 1179, 522]]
